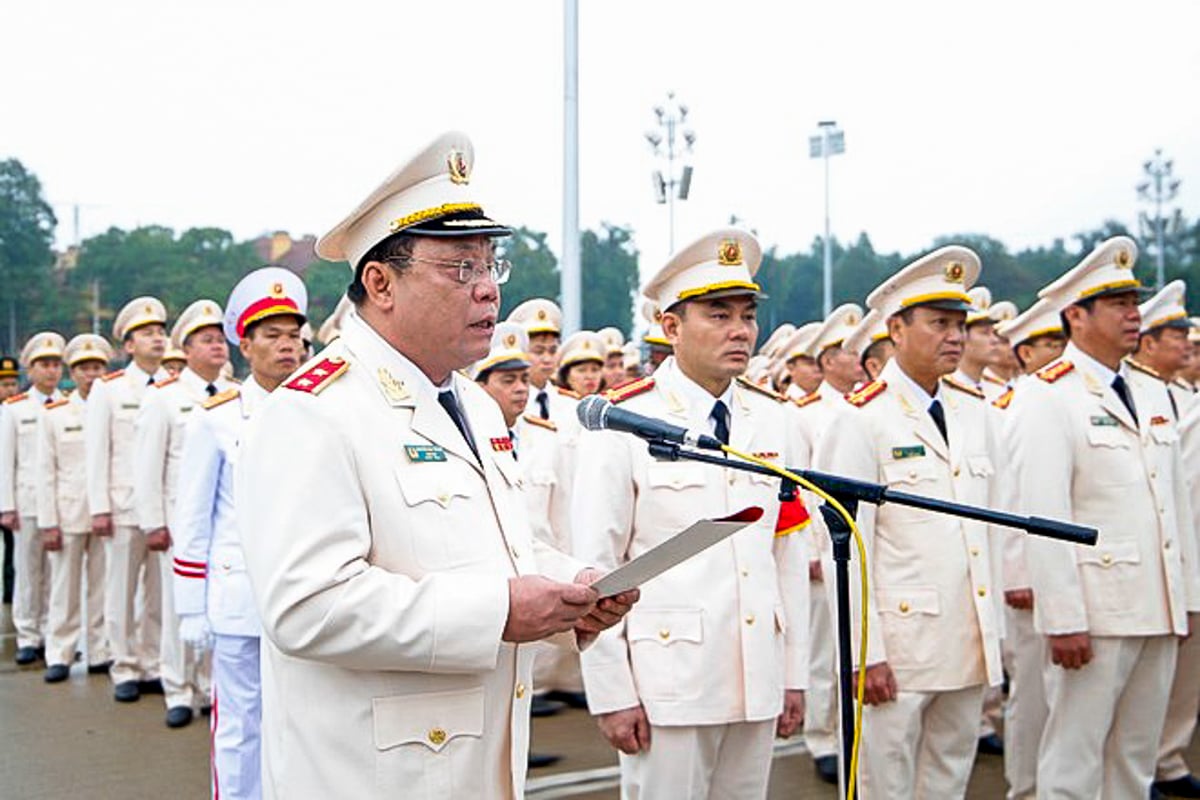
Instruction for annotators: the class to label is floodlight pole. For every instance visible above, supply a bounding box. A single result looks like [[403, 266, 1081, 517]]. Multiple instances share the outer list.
[[561, 0, 581, 334], [646, 93, 695, 256], [811, 121, 845, 317], [1137, 148, 1180, 292]]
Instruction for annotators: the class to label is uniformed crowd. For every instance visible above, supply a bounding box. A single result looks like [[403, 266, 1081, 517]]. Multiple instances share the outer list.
[[4, 129, 1200, 800]]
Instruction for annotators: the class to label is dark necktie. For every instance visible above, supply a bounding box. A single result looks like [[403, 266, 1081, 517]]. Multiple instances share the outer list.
[[43, 396, 53, 406], [928, 399, 948, 444], [536, 390, 550, 420], [1111, 375, 1138, 425], [206, 383, 217, 397], [438, 390, 479, 460], [147, 376, 156, 386], [710, 400, 730, 446], [509, 428, 518, 462], [1168, 389, 1179, 421]]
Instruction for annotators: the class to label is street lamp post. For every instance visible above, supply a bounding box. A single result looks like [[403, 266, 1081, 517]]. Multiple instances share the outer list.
[[1136, 148, 1181, 291], [809, 121, 845, 317], [645, 92, 695, 255]]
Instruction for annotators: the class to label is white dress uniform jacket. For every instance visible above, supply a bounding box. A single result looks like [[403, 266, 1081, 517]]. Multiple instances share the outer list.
[[36, 392, 91, 534], [1, 386, 63, 517], [237, 312, 584, 800], [173, 377, 267, 636], [819, 358, 1004, 691], [512, 415, 571, 555], [86, 363, 167, 525], [574, 357, 810, 726], [1015, 343, 1200, 637]]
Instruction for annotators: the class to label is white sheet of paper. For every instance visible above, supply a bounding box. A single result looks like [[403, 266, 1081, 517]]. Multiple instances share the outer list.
[[590, 506, 764, 597]]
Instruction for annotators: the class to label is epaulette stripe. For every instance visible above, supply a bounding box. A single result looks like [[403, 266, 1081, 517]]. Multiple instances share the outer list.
[[1036, 360, 1074, 384], [523, 414, 558, 432], [736, 375, 786, 402], [982, 373, 1006, 386], [992, 387, 1015, 410], [100, 370, 125, 382], [793, 392, 822, 408], [284, 357, 349, 395], [153, 376, 179, 389], [1125, 358, 1161, 380], [606, 376, 655, 404], [44, 398, 70, 410], [941, 376, 986, 400], [3, 393, 28, 405], [845, 380, 886, 408], [201, 388, 240, 410], [556, 386, 581, 399]]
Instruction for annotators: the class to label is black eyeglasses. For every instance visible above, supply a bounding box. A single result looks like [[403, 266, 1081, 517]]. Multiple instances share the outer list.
[[389, 255, 511, 286]]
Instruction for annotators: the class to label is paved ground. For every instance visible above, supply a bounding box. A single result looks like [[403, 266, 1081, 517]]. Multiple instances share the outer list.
[[2, 602, 1192, 798]]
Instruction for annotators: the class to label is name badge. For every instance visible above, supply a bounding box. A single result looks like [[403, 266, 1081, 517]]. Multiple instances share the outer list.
[[1150, 415, 1170, 427], [1090, 415, 1119, 427], [64, 425, 83, 433], [121, 403, 140, 410], [891, 445, 926, 460], [404, 444, 447, 463]]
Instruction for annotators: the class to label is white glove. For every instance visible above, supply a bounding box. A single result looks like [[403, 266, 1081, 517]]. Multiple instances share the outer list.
[[179, 613, 214, 652]]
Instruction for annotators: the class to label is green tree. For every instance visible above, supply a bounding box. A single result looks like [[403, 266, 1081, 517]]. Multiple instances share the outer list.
[[303, 259, 351, 332], [0, 159, 58, 353], [498, 226, 560, 317], [580, 224, 639, 336]]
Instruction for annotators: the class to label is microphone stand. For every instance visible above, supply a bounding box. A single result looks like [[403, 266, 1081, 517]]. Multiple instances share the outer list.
[[644, 438, 1096, 796]]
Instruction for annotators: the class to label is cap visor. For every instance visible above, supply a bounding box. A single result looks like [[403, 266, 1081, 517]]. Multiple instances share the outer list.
[[406, 209, 512, 238], [912, 298, 972, 312]]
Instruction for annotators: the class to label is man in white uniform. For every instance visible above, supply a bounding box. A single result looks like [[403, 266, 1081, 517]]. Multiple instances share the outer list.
[[236, 132, 636, 800], [174, 267, 307, 799], [38, 334, 114, 682], [1013, 236, 1200, 799]]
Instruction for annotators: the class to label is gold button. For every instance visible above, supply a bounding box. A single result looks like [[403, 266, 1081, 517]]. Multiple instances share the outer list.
[[977, 587, 987, 597], [437, 492, 450, 505], [1101, 553, 1113, 565], [515, 683, 526, 699], [899, 601, 911, 613], [1165, 540, 1173, 550], [658, 629, 670, 640], [1151, 470, 1158, 479], [953, 467, 961, 477], [970, 547, 980, 557], [428, 728, 447, 746], [741, 569, 749, 577], [728, 475, 736, 486], [908, 469, 918, 479], [745, 614, 756, 625]]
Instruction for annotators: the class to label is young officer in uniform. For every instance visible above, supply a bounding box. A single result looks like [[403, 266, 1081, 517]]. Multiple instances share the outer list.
[[134, 299, 233, 728], [236, 132, 635, 800], [1, 332, 66, 664], [1013, 237, 1200, 799], [574, 228, 809, 799], [845, 308, 893, 383], [990, 296, 1066, 799], [173, 267, 307, 800], [0, 355, 18, 605], [86, 297, 170, 702], [819, 246, 1004, 799], [38, 334, 115, 682]]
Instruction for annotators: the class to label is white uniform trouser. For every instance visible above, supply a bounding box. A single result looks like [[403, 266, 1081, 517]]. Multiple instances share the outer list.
[[105, 525, 162, 684], [858, 684, 985, 800], [1038, 634, 1177, 799], [1002, 606, 1047, 800], [13, 515, 50, 649], [159, 549, 210, 709], [618, 720, 774, 800], [212, 634, 262, 800], [804, 573, 837, 758], [45, 533, 109, 667], [1157, 630, 1200, 782]]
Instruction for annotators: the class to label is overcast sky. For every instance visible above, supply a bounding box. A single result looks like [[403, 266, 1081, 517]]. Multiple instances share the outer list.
[[5, 0, 1198, 285]]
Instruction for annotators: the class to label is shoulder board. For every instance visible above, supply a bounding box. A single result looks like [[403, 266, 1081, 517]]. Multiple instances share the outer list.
[[845, 379, 887, 408], [982, 372, 1007, 386], [284, 357, 349, 395], [992, 387, 1015, 410], [1173, 378, 1193, 392], [792, 391, 822, 409], [736, 375, 787, 402], [100, 370, 125, 383], [4, 392, 28, 405], [606, 376, 655, 404], [45, 398, 70, 410], [202, 388, 240, 410], [556, 385, 581, 399], [941, 375, 986, 400], [153, 376, 179, 389], [523, 414, 558, 432], [1036, 360, 1074, 384], [1125, 357, 1162, 380]]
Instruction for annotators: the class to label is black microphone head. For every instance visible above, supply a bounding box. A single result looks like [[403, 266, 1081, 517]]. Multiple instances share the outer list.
[[577, 394, 611, 431]]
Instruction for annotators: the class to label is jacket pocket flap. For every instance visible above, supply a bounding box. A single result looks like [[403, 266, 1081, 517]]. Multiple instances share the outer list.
[[627, 608, 703, 645], [373, 686, 485, 752], [966, 455, 995, 477], [1078, 540, 1141, 567], [646, 464, 707, 491], [876, 586, 940, 617], [394, 463, 475, 508], [881, 459, 938, 486], [1085, 426, 1130, 448]]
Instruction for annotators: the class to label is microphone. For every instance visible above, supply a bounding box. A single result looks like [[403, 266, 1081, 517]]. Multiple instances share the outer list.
[[576, 395, 725, 451]]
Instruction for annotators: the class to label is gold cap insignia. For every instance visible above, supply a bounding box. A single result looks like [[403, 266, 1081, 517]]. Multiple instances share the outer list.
[[447, 149, 470, 185], [718, 239, 743, 266], [271, 282, 285, 298], [84, 342, 94, 351], [945, 262, 965, 283], [583, 340, 592, 350], [846, 312, 859, 326], [654, 308, 663, 323], [536, 309, 547, 321], [1116, 249, 1132, 269], [206, 304, 216, 315], [504, 333, 517, 348], [43, 337, 52, 347], [143, 304, 154, 315]]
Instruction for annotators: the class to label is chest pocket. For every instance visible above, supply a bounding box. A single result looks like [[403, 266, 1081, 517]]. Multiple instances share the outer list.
[[394, 458, 487, 570], [966, 455, 994, 478], [1149, 424, 1178, 447], [881, 457, 939, 487], [1085, 425, 1140, 488]]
